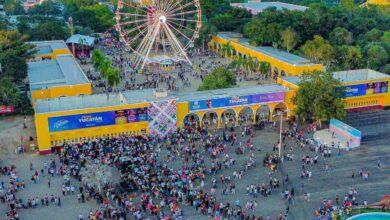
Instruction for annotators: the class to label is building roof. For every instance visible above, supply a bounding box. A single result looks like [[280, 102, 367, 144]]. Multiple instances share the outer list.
[[281, 69, 390, 86], [35, 84, 287, 113], [28, 40, 69, 55], [217, 32, 312, 66], [332, 69, 390, 83], [28, 54, 90, 91], [66, 34, 95, 46], [231, 1, 308, 15]]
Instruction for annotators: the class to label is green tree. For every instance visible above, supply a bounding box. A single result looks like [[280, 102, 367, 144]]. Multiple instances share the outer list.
[[27, 0, 61, 16], [197, 21, 217, 51], [335, 45, 363, 70], [340, 0, 355, 10], [221, 41, 233, 63], [365, 44, 388, 70], [292, 71, 346, 126], [73, 4, 114, 33], [329, 27, 353, 45], [0, 77, 22, 107], [30, 21, 70, 41], [0, 16, 9, 31], [198, 67, 236, 91], [91, 49, 105, 70], [301, 35, 334, 66], [259, 61, 271, 79], [3, 0, 24, 15], [280, 27, 298, 52], [0, 30, 35, 81]]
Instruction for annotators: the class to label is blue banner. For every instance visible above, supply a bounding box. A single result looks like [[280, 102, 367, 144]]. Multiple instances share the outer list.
[[48, 107, 148, 132], [49, 112, 116, 132], [344, 84, 367, 97], [189, 92, 285, 111], [342, 81, 388, 98]]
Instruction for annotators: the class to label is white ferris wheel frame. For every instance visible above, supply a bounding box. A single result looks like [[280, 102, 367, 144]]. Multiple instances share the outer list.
[[115, 0, 202, 69]]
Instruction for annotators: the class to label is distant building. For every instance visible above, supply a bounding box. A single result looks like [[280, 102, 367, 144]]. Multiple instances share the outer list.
[[0, 5, 5, 16], [66, 34, 96, 58], [209, 32, 323, 77], [278, 69, 390, 111], [231, 0, 308, 15], [27, 54, 92, 104], [23, 0, 44, 11], [28, 40, 71, 60]]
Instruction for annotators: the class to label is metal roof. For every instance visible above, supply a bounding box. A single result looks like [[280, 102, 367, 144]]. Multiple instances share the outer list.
[[332, 69, 390, 83], [28, 55, 90, 91], [231, 1, 308, 14], [66, 34, 95, 46], [35, 84, 287, 114], [28, 40, 69, 55], [217, 32, 312, 66], [282, 69, 390, 86]]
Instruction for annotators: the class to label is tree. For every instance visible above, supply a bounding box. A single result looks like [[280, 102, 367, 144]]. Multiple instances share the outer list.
[[30, 21, 70, 41], [198, 67, 236, 91], [3, 0, 24, 15], [340, 0, 355, 10], [221, 42, 233, 63], [259, 61, 271, 79], [0, 30, 35, 81], [329, 27, 353, 45], [301, 35, 334, 66], [335, 45, 363, 70], [292, 71, 346, 126], [365, 44, 388, 70], [27, 0, 61, 16], [197, 21, 217, 51], [0, 16, 9, 31], [0, 77, 22, 107], [73, 4, 114, 33], [91, 49, 105, 71], [106, 68, 121, 91], [281, 27, 298, 52]]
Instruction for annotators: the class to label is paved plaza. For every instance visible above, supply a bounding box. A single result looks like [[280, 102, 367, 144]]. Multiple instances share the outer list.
[[1, 110, 389, 220]]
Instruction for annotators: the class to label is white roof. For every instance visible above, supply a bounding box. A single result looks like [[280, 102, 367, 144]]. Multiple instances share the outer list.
[[231, 1, 308, 15], [66, 34, 95, 46], [332, 69, 390, 83]]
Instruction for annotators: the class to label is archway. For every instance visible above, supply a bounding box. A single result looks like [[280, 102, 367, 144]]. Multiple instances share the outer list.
[[221, 109, 236, 127], [272, 102, 288, 120], [183, 113, 200, 129], [238, 107, 254, 126], [256, 105, 271, 123], [272, 67, 279, 80], [280, 70, 286, 77], [202, 111, 218, 129]]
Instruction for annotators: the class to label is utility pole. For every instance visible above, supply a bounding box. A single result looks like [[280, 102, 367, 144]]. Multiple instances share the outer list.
[[68, 16, 75, 57], [279, 111, 283, 158]]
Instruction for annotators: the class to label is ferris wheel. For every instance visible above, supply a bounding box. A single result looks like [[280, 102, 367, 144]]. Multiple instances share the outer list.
[[115, 0, 202, 69]]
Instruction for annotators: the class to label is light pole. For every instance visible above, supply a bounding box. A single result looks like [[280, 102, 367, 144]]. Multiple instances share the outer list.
[[278, 109, 288, 158]]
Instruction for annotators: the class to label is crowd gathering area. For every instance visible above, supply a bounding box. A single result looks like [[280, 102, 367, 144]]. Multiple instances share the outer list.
[[1, 36, 389, 220], [1, 117, 389, 220]]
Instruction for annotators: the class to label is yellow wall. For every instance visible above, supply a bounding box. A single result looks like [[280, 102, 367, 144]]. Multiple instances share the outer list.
[[277, 77, 390, 112], [35, 48, 70, 60], [210, 35, 324, 76], [35, 102, 149, 153], [31, 83, 92, 103]]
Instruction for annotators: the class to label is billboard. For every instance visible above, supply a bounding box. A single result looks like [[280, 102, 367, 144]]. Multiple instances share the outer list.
[[343, 81, 388, 98], [189, 92, 285, 111], [48, 107, 148, 132], [0, 105, 15, 114], [329, 119, 361, 147]]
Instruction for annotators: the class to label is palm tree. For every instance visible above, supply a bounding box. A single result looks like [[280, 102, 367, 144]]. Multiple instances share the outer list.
[[260, 61, 271, 80], [91, 50, 104, 71], [245, 56, 256, 78], [221, 41, 233, 64]]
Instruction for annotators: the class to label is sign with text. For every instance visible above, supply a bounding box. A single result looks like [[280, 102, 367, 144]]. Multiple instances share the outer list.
[[0, 105, 15, 114], [48, 107, 148, 132], [329, 119, 361, 147], [343, 81, 388, 98], [189, 92, 285, 111]]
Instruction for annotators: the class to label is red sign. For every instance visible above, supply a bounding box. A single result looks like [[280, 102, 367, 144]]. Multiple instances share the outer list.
[[0, 105, 15, 114]]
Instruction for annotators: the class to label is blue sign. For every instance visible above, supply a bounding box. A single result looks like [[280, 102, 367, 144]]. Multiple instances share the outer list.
[[344, 84, 367, 97], [189, 92, 285, 111], [49, 112, 116, 132]]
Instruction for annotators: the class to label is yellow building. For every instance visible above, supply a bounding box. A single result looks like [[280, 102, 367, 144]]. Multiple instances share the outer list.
[[364, 0, 389, 6], [278, 69, 390, 111], [28, 40, 70, 60], [209, 32, 324, 76], [34, 85, 290, 154], [27, 54, 92, 104]]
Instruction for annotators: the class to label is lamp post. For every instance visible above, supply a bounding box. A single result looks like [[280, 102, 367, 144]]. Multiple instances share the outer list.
[[278, 109, 289, 158]]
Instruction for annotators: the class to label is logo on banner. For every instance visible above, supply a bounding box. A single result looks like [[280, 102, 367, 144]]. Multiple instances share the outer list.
[[78, 115, 104, 123], [229, 96, 248, 105]]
